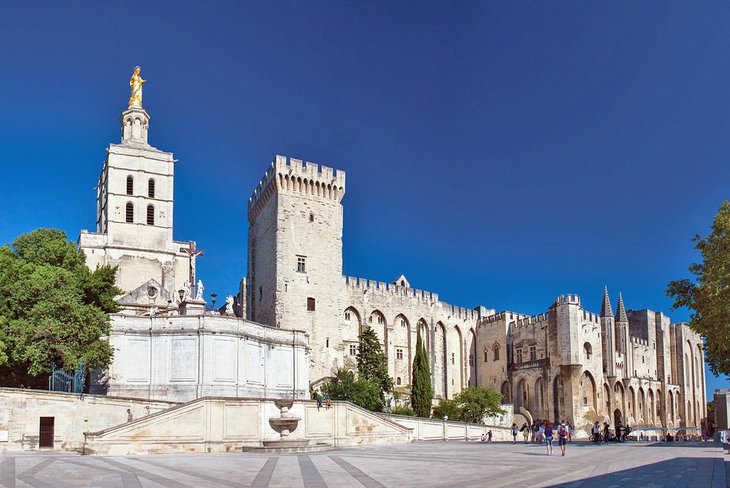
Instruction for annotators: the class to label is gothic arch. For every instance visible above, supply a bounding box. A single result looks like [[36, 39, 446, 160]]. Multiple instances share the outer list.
[[533, 377, 544, 418], [393, 313, 412, 385], [516, 377, 529, 410], [648, 389, 655, 425], [467, 328, 477, 386], [603, 383, 611, 415], [668, 390, 675, 426], [638, 387, 646, 425], [614, 381, 625, 417], [580, 371, 597, 411], [628, 386, 636, 424], [501, 381, 512, 404], [343, 306, 363, 333], [451, 325, 464, 392], [417, 318, 429, 353], [368, 310, 388, 348]]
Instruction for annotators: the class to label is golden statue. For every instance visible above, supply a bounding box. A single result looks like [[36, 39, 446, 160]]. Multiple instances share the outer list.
[[128, 66, 146, 108]]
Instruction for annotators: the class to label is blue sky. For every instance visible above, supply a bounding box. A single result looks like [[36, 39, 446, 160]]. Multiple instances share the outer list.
[[0, 2, 728, 393]]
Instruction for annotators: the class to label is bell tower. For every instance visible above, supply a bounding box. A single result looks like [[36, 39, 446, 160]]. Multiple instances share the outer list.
[[79, 67, 194, 314]]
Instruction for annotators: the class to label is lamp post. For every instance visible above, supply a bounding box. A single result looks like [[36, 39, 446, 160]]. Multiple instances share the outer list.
[[211, 293, 217, 313]]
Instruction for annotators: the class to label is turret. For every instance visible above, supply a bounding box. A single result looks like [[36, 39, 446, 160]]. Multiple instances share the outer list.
[[600, 287, 616, 377], [615, 292, 632, 378]]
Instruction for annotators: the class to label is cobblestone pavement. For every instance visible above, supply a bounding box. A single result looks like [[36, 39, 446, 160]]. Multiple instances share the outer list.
[[0, 441, 726, 487]]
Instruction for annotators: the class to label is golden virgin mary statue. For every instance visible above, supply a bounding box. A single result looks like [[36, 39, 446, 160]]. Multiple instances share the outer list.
[[128, 66, 146, 108]]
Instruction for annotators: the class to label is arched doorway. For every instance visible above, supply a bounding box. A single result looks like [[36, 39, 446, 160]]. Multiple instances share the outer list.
[[501, 381, 512, 403], [614, 409, 623, 428]]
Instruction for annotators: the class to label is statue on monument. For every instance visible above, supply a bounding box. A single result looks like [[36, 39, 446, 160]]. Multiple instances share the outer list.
[[225, 295, 234, 315], [196, 279, 204, 301], [181, 280, 192, 302], [128, 66, 146, 109]]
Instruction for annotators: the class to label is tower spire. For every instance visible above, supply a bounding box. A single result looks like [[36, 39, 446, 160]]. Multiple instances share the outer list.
[[600, 286, 613, 318], [616, 292, 629, 323]]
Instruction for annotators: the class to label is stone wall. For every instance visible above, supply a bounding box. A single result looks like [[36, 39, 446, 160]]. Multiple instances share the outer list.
[[99, 314, 310, 402], [0, 389, 178, 453]]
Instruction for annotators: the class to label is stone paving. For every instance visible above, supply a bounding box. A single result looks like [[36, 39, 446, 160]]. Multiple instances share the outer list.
[[0, 441, 726, 487]]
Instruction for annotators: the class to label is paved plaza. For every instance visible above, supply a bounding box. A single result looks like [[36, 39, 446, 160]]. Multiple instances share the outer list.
[[0, 441, 727, 488]]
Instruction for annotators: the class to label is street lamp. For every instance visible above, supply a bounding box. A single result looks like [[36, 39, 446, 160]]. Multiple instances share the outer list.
[[211, 293, 217, 310]]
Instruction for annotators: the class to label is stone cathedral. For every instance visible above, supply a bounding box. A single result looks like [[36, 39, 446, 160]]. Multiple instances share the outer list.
[[80, 70, 707, 433]]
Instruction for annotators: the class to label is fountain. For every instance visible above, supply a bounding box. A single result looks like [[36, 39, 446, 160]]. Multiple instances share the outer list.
[[261, 399, 310, 450]]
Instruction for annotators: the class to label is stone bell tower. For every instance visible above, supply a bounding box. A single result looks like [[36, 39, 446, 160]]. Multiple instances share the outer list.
[[78, 67, 195, 315]]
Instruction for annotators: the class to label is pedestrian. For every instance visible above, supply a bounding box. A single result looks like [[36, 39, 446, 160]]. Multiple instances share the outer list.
[[544, 422, 554, 455], [603, 422, 610, 444], [145, 405, 150, 416], [558, 420, 569, 456], [701, 427, 708, 442], [487, 430, 493, 442], [511, 423, 518, 444], [481, 433, 486, 442], [521, 423, 530, 443], [126, 408, 133, 422], [592, 421, 601, 444]]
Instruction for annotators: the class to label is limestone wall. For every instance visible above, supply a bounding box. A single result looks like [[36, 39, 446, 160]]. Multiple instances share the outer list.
[[379, 413, 513, 442], [0, 389, 178, 453], [101, 314, 310, 402], [83, 398, 412, 455]]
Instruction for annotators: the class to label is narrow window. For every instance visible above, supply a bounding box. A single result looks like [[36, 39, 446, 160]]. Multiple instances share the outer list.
[[396, 377, 402, 386], [396, 349, 403, 360], [148, 178, 155, 198], [297, 255, 306, 273], [516, 348, 523, 363], [377, 315, 384, 325], [469, 354, 474, 366], [126, 176, 133, 195], [493, 345, 500, 361], [529, 346, 536, 361], [325, 337, 329, 348], [484, 350, 488, 363], [345, 311, 351, 321], [451, 353, 455, 365], [146, 205, 154, 225], [125, 202, 134, 223], [349, 344, 357, 356], [307, 297, 315, 311], [309, 212, 314, 222], [400, 318, 406, 327]]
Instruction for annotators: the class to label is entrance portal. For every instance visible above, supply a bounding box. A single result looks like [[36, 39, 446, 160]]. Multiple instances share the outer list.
[[39, 417, 54, 448], [613, 409, 623, 428]]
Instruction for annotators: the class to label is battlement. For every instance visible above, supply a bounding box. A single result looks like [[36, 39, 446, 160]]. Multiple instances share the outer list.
[[630, 337, 649, 347], [556, 293, 580, 305], [581, 310, 600, 324], [480, 311, 528, 325], [342, 276, 482, 321], [248, 155, 347, 221], [514, 313, 549, 328]]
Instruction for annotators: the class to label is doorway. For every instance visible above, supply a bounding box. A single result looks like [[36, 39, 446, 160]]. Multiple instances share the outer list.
[[39, 417, 54, 448], [613, 409, 623, 428]]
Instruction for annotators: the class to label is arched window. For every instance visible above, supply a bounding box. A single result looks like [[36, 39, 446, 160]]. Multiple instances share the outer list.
[[148, 178, 155, 198], [493, 344, 500, 361], [126, 176, 134, 195], [146, 205, 155, 225], [584, 342, 592, 360], [125, 202, 134, 223]]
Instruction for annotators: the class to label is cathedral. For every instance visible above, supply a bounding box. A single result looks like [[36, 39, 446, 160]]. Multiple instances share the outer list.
[[79, 70, 707, 433]]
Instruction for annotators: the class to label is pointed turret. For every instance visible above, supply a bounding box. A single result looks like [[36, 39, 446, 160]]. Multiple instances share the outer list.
[[616, 293, 629, 323], [600, 286, 614, 318]]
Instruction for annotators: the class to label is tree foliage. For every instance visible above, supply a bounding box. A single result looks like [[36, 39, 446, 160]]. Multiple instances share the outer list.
[[0, 229, 121, 387], [667, 201, 730, 378], [322, 368, 381, 411], [410, 330, 433, 417], [432, 387, 505, 423], [357, 326, 393, 402]]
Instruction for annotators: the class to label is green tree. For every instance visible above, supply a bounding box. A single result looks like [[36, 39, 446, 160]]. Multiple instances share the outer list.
[[667, 201, 730, 378], [322, 368, 381, 411], [456, 386, 505, 423], [410, 331, 433, 417], [0, 229, 121, 388], [432, 398, 462, 420], [357, 326, 393, 403]]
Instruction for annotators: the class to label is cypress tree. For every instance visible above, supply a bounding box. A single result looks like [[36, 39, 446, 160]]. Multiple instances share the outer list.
[[357, 326, 393, 405], [411, 330, 433, 417]]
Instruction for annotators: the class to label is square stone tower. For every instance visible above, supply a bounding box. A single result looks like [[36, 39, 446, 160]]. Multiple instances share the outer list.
[[79, 84, 193, 314], [247, 155, 346, 382]]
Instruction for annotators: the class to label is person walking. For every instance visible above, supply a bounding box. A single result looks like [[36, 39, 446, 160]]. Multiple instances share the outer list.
[[511, 423, 518, 444], [126, 409, 133, 422], [521, 423, 530, 443], [487, 430, 493, 442], [603, 422, 610, 444], [544, 422, 554, 455], [558, 420, 569, 456]]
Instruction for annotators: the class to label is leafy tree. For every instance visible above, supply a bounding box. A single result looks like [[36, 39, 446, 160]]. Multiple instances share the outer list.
[[0, 229, 121, 388], [667, 201, 730, 378], [357, 326, 393, 402], [433, 398, 462, 420], [432, 387, 505, 423], [456, 386, 505, 423], [410, 330, 433, 417], [322, 368, 381, 411]]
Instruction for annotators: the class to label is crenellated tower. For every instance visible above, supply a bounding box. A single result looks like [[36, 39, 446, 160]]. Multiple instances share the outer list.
[[247, 155, 346, 382]]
